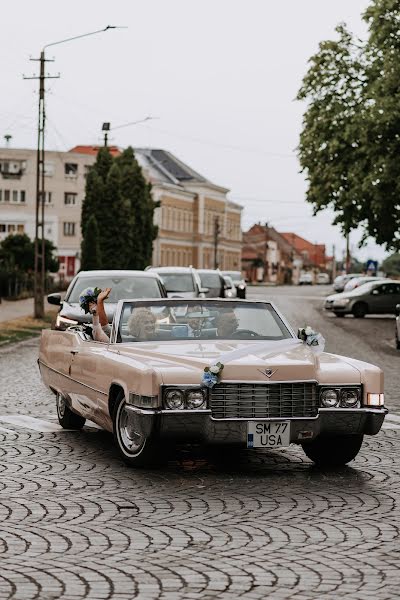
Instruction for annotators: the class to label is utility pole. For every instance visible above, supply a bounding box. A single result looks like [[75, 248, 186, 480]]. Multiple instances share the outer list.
[[24, 53, 59, 318], [23, 26, 121, 319], [345, 232, 351, 274], [213, 216, 221, 269], [332, 244, 336, 281]]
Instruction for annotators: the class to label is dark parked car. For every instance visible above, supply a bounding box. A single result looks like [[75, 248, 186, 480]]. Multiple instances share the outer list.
[[197, 269, 225, 298], [147, 267, 207, 299], [48, 270, 167, 330], [325, 280, 400, 318], [222, 270, 247, 298]]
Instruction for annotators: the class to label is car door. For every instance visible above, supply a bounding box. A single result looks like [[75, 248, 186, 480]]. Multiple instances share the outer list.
[[385, 283, 400, 313], [369, 283, 395, 314], [69, 340, 109, 419]]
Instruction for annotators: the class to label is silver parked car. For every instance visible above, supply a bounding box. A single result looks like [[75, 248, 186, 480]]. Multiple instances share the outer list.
[[325, 280, 400, 318], [147, 266, 208, 299], [343, 276, 385, 292], [333, 273, 360, 293], [222, 271, 247, 298], [48, 270, 167, 330]]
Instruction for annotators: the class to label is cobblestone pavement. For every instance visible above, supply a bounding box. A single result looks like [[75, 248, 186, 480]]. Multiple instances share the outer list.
[[0, 286, 399, 599]]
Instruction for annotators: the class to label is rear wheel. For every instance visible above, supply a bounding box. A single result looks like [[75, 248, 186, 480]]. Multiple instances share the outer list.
[[352, 302, 367, 318], [112, 392, 163, 467], [302, 434, 363, 466], [56, 392, 86, 429]]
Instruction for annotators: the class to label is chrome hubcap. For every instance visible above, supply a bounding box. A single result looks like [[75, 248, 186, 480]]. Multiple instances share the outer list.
[[118, 405, 144, 454], [57, 393, 66, 418]]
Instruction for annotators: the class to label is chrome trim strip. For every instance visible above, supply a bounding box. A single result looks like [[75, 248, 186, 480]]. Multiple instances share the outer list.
[[319, 407, 388, 415], [125, 405, 211, 416], [210, 415, 319, 422], [38, 359, 108, 396]]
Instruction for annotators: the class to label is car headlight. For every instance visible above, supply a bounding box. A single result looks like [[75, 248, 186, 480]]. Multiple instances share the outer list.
[[164, 389, 184, 409], [340, 388, 360, 408], [320, 388, 339, 408], [238, 284, 245, 290], [56, 314, 79, 328], [226, 290, 233, 297], [186, 389, 206, 409], [333, 298, 350, 307]]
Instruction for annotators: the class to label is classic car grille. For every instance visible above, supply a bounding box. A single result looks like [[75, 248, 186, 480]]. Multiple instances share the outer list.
[[210, 382, 318, 419]]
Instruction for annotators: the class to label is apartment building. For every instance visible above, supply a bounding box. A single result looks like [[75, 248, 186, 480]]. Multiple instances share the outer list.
[[0, 148, 93, 277], [0, 146, 242, 275]]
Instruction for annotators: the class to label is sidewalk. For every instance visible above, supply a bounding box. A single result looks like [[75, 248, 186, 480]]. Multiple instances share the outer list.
[[0, 296, 52, 323]]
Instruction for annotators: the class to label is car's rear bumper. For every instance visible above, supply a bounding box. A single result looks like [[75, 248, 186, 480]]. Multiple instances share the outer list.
[[126, 406, 388, 446]]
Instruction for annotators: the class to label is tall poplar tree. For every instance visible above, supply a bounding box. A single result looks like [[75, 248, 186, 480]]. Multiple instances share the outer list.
[[116, 147, 158, 269], [80, 215, 101, 270], [81, 146, 158, 270]]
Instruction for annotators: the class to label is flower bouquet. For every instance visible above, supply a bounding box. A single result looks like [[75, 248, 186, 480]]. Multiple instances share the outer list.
[[201, 362, 224, 388], [79, 287, 102, 314], [297, 325, 325, 354]]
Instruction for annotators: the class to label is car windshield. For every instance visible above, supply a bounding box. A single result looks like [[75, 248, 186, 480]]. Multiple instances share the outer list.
[[116, 300, 292, 343], [158, 273, 195, 292], [199, 272, 221, 287], [67, 276, 162, 303], [223, 271, 242, 281]]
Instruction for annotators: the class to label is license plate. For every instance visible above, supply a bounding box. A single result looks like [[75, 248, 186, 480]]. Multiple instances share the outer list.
[[247, 421, 290, 448]]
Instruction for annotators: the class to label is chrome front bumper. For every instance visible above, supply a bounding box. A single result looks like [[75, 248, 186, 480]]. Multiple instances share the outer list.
[[125, 406, 388, 446]]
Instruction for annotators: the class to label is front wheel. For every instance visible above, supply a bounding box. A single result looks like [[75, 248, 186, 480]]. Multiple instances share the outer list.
[[113, 393, 162, 467], [56, 392, 86, 429], [352, 302, 367, 318], [301, 434, 363, 466]]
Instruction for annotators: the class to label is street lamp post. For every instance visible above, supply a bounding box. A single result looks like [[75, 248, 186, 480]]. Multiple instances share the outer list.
[[24, 26, 122, 318]]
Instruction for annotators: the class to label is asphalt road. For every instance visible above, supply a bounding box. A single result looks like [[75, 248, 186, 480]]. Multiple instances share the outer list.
[[0, 285, 399, 599]]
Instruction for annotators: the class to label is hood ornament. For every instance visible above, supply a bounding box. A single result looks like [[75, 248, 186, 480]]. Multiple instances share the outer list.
[[258, 368, 277, 378]]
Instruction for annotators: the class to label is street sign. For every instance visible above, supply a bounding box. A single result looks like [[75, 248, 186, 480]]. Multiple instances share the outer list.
[[366, 260, 378, 273]]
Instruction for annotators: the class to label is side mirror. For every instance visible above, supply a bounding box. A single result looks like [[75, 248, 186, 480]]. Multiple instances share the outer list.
[[47, 293, 61, 306], [199, 287, 209, 294], [395, 304, 400, 317]]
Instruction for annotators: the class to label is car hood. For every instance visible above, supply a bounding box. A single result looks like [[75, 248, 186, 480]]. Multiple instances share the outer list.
[[61, 302, 115, 323], [114, 340, 362, 386], [326, 287, 367, 301]]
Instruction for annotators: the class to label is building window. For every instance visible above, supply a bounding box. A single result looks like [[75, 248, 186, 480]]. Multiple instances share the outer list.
[[12, 190, 18, 202], [63, 222, 76, 236], [0, 190, 2, 202], [17, 224, 24, 233], [40, 191, 52, 204], [0, 224, 6, 233], [65, 163, 78, 177], [8, 224, 16, 233], [20, 190, 26, 203], [64, 192, 77, 205], [4, 190, 10, 202], [40, 162, 55, 177]]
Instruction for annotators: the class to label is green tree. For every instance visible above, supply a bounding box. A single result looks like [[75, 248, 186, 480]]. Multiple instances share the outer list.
[[297, 0, 400, 251], [382, 253, 400, 276], [80, 215, 101, 270], [0, 234, 58, 272], [100, 162, 132, 269], [116, 147, 158, 269], [81, 147, 113, 238]]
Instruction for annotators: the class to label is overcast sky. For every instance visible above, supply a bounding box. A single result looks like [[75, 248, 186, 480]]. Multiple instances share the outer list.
[[2, 0, 384, 263]]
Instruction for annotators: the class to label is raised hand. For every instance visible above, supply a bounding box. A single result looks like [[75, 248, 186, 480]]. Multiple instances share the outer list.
[[98, 288, 112, 303]]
